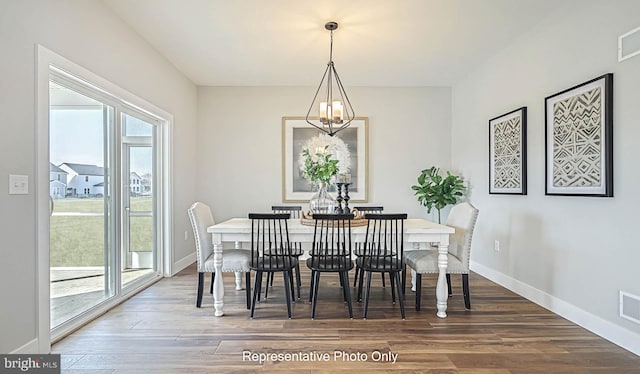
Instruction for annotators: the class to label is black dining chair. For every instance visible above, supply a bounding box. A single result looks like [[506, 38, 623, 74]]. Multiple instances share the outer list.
[[358, 213, 407, 319], [307, 213, 355, 319], [264, 205, 303, 299], [351, 206, 388, 290], [248, 213, 297, 319]]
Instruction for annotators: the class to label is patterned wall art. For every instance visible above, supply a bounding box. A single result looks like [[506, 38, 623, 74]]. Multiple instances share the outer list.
[[544, 74, 613, 197], [489, 107, 527, 195]]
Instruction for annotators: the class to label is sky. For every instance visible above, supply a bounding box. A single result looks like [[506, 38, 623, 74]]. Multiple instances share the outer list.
[[50, 109, 153, 176]]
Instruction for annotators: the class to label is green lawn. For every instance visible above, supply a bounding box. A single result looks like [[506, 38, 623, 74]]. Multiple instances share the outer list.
[[50, 197, 153, 267]]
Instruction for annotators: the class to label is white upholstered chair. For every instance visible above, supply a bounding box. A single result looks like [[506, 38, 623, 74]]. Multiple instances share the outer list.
[[404, 202, 479, 310], [188, 202, 251, 309]]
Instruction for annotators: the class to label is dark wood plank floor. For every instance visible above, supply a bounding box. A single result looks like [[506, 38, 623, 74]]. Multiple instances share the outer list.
[[53, 263, 640, 373]]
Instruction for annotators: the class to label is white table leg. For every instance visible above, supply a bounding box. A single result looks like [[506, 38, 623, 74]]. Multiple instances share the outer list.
[[411, 269, 416, 292], [212, 239, 225, 317], [410, 243, 420, 291], [234, 241, 244, 290], [436, 241, 449, 318]]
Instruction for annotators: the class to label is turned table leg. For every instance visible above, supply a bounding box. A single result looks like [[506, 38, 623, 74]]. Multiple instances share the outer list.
[[435, 240, 450, 318], [212, 240, 225, 317]]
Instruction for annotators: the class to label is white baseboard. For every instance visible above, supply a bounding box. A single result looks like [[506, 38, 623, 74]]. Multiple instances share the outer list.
[[470, 261, 640, 356], [172, 252, 196, 276], [10, 338, 39, 354]]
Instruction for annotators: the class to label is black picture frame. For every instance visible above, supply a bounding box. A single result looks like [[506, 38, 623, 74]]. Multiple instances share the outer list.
[[544, 73, 613, 197], [489, 107, 527, 195]]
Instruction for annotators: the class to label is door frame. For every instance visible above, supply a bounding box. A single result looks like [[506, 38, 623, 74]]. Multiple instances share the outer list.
[[36, 45, 174, 352]]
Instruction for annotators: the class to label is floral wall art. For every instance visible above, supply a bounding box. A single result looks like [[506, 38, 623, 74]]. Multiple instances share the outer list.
[[282, 117, 368, 202]]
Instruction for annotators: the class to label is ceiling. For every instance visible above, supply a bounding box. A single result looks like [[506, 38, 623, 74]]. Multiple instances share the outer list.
[[103, 0, 561, 87]]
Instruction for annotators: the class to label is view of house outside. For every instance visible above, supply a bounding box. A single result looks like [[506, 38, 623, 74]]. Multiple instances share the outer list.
[[50, 107, 153, 267]]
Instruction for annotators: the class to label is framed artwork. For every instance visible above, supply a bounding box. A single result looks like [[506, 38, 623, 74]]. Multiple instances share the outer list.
[[489, 107, 527, 195], [545, 73, 613, 197], [282, 117, 368, 202]]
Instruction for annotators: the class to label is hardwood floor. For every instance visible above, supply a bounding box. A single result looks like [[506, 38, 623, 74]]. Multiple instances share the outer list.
[[53, 263, 640, 373]]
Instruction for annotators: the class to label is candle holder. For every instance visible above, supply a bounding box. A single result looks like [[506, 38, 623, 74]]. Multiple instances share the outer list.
[[342, 183, 352, 213], [335, 182, 344, 213]]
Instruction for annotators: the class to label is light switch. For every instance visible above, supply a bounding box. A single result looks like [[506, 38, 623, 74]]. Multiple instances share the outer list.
[[9, 174, 29, 195]]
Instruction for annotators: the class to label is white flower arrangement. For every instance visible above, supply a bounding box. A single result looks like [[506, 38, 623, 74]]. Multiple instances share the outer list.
[[298, 133, 351, 184]]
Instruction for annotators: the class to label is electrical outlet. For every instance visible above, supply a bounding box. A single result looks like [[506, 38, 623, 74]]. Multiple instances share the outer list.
[[494, 240, 500, 252], [620, 291, 640, 324], [184, 231, 188, 241]]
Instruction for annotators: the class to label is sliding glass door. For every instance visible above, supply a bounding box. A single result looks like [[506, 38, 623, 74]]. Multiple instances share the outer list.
[[49, 71, 163, 331], [49, 81, 115, 328], [122, 112, 158, 288]]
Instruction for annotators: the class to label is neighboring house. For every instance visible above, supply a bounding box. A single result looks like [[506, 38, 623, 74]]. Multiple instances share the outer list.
[[59, 162, 105, 197], [50, 180, 66, 199], [49, 163, 68, 199], [140, 173, 152, 196], [130, 172, 141, 196]]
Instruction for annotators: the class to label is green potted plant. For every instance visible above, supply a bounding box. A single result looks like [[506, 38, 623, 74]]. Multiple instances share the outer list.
[[301, 146, 339, 185], [411, 166, 465, 223]]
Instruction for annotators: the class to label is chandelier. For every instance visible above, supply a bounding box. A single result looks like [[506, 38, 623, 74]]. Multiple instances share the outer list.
[[305, 21, 355, 137]]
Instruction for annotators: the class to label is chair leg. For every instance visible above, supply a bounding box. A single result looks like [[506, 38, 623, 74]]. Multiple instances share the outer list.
[[295, 263, 302, 300], [390, 272, 396, 304], [264, 272, 270, 299], [462, 273, 471, 310], [381, 271, 386, 288], [245, 272, 251, 310], [402, 267, 406, 296], [357, 265, 365, 302], [394, 272, 406, 320], [446, 273, 452, 296], [311, 271, 321, 319], [269, 272, 274, 286], [339, 272, 347, 302], [250, 271, 263, 318], [363, 271, 373, 319], [353, 266, 360, 287], [309, 270, 315, 303], [210, 272, 215, 294], [415, 273, 422, 311], [196, 272, 204, 308], [342, 271, 353, 319], [257, 272, 263, 302], [289, 270, 295, 300], [283, 270, 292, 319]]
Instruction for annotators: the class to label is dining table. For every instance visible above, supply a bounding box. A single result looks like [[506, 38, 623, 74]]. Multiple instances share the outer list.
[[207, 217, 455, 318]]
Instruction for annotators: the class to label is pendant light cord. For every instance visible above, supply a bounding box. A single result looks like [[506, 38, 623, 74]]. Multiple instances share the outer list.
[[329, 30, 334, 63]]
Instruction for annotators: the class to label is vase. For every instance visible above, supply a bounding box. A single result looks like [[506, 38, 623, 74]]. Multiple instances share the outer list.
[[310, 182, 336, 214]]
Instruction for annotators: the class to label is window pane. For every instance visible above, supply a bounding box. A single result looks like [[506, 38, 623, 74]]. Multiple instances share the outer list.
[[123, 113, 153, 136]]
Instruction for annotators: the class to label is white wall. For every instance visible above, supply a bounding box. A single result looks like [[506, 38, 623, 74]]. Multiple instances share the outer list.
[[0, 0, 197, 353], [197, 86, 451, 222], [451, 0, 640, 351]]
